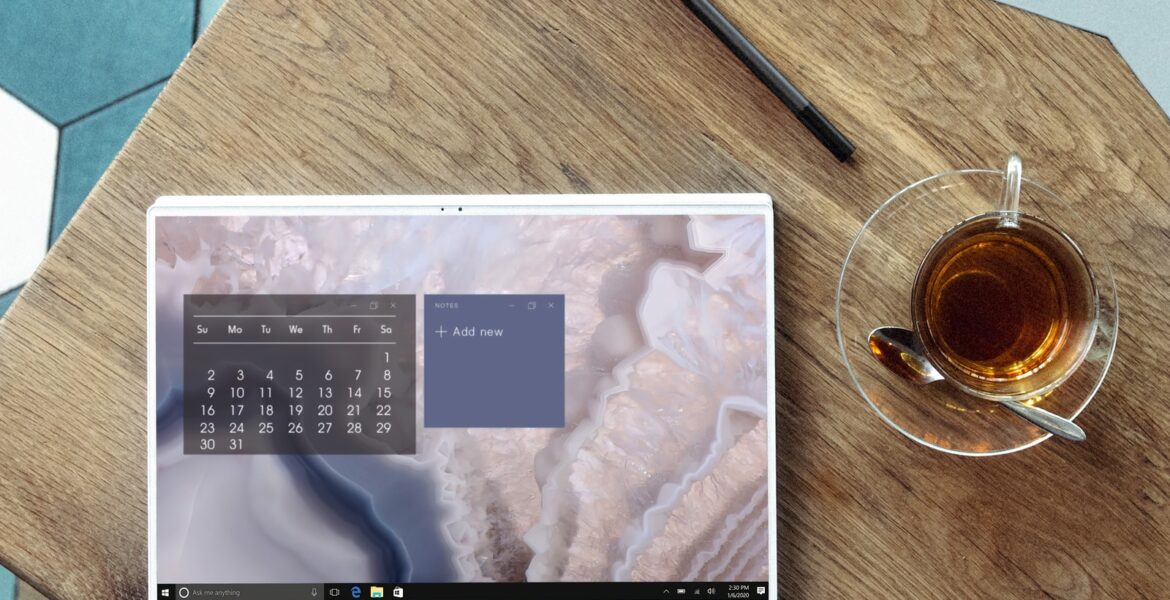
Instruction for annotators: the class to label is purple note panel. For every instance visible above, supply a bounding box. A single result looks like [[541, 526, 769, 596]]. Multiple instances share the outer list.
[[424, 294, 565, 428]]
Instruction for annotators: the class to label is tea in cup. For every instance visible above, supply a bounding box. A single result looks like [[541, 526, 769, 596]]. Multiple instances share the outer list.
[[911, 206, 1097, 400]]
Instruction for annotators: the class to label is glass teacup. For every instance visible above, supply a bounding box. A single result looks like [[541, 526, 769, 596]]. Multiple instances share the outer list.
[[909, 155, 1099, 402], [836, 153, 1118, 455]]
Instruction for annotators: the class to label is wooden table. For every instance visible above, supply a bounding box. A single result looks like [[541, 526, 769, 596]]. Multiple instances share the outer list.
[[2, 0, 1168, 597]]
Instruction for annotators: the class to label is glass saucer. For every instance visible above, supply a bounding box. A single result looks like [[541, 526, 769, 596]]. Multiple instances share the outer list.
[[835, 169, 1118, 456]]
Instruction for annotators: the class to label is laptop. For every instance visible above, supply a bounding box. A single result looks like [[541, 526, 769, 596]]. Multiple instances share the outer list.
[[147, 194, 776, 600]]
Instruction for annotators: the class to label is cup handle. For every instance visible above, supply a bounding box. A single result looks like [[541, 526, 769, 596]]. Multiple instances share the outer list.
[[998, 152, 1022, 228]]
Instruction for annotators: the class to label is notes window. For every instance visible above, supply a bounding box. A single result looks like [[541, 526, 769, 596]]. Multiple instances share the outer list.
[[424, 294, 566, 427]]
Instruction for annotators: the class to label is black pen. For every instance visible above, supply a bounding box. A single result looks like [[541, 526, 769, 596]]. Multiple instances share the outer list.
[[684, 0, 855, 161]]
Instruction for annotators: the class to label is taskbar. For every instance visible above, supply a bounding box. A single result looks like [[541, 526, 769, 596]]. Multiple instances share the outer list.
[[157, 582, 770, 600]]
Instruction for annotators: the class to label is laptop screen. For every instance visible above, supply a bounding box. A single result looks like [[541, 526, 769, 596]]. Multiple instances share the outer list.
[[148, 198, 775, 600]]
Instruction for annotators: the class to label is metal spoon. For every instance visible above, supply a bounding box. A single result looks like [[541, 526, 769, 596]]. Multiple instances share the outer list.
[[868, 326, 1086, 442]]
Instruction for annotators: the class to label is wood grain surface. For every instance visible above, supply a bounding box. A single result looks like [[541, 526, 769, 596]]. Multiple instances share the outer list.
[[17, 581, 48, 600], [1, 0, 1168, 598]]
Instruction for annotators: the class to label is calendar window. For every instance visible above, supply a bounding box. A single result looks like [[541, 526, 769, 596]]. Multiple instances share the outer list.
[[183, 294, 416, 455]]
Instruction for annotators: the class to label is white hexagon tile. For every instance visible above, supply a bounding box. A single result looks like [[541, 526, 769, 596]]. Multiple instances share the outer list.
[[0, 88, 56, 299]]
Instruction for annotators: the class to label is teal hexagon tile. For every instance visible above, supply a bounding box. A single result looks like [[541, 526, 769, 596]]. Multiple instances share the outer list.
[[51, 80, 167, 242], [0, 0, 192, 125], [0, 286, 21, 317], [0, 563, 12, 600], [198, 0, 229, 36]]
